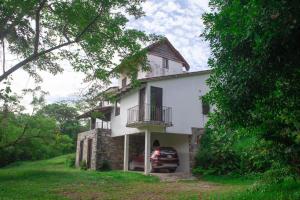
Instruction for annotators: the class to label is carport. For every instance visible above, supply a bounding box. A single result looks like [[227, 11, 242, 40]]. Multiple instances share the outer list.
[[123, 131, 190, 174]]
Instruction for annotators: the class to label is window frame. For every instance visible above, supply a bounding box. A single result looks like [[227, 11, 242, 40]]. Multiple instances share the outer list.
[[162, 57, 169, 69], [115, 100, 120, 116]]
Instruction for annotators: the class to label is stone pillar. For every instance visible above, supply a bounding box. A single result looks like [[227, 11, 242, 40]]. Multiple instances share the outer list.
[[144, 130, 151, 175], [123, 134, 129, 171]]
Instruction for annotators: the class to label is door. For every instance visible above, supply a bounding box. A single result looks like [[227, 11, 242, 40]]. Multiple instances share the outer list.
[[79, 140, 84, 163], [139, 88, 146, 121], [87, 139, 93, 168], [150, 86, 163, 121]]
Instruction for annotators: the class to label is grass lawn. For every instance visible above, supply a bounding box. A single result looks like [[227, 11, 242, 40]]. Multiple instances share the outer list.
[[0, 155, 299, 200]]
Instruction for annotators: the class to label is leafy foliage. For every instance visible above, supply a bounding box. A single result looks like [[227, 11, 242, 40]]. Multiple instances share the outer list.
[[65, 154, 76, 168], [37, 103, 88, 140], [0, 83, 77, 166], [0, 0, 156, 94], [0, 111, 73, 167], [200, 0, 300, 174], [194, 127, 281, 175]]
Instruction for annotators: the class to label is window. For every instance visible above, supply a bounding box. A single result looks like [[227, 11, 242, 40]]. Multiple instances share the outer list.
[[122, 77, 127, 88], [115, 100, 120, 116], [202, 101, 210, 115], [162, 58, 169, 69]]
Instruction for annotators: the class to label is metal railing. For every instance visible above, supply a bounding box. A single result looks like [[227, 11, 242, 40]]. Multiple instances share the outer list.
[[95, 121, 111, 129], [127, 104, 172, 126]]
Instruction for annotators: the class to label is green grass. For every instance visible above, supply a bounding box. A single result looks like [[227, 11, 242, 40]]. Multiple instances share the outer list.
[[202, 175, 300, 200], [0, 155, 299, 200]]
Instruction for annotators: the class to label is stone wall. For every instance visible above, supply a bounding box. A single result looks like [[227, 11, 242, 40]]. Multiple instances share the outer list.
[[75, 129, 124, 170], [75, 129, 99, 170], [96, 133, 124, 170], [188, 127, 205, 173]]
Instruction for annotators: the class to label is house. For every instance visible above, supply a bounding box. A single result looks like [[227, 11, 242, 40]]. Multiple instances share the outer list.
[[75, 38, 211, 175]]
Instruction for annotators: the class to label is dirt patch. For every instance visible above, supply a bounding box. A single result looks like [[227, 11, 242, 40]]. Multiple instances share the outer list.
[[58, 180, 229, 200]]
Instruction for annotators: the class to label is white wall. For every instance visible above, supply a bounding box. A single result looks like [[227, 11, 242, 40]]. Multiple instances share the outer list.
[[118, 54, 184, 88], [142, 54, 184, 78], [146, 73, 210, 135], [151, 133, 190, 173], [111, 88, 142, 136], [113, 72, 210, 136]]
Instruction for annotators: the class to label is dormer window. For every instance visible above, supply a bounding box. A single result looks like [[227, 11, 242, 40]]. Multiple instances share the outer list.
[[122, 77, 127, 88], [162, 58, 169, 69]]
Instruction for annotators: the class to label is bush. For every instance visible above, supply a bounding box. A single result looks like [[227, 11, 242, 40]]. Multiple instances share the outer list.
[[65, 155, 75, 168], [99, 160, 111, 171], [194, 127, 283, 175], [79, 160, 88, 170], [195, 128, 241, 175], [259, 163, 297, 185]]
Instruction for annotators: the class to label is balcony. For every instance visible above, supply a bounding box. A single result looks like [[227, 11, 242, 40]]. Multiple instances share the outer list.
[[127, 104, 172, 128]]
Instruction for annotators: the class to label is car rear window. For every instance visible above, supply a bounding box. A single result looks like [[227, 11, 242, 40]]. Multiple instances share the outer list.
[[158, 147, 176, 152]]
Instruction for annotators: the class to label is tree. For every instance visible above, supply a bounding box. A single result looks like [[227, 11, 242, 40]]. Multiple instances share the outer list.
[[0, 111, 73, 166], [202, 0, 300, 171], [37, 103, 87, 139], [0, 0, 152, 84]]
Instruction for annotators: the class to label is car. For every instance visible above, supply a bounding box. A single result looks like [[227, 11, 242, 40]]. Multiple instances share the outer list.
[[129, 147, 179, 173]]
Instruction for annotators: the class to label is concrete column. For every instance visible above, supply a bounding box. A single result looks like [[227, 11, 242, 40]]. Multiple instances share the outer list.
[[144, 130, 151, 175], [123, 134, 129, 171]]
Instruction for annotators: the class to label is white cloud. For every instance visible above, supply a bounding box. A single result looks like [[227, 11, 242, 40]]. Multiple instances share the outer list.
[[129, 0, 211, 71]]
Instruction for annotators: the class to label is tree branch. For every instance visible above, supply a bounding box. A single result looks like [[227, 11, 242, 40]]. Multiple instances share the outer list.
[[0, 40, 76, 82], [74, 7, 103, 42], [0, 4, 104, 82], [0, 124, 28, 149], [34, 0, 47, 55], [1, 38, 5, 73]]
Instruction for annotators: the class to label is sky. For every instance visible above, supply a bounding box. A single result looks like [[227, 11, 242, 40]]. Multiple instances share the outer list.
[[9, 0, 211, 110]]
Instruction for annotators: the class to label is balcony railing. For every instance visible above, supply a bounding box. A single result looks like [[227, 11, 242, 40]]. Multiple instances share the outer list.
[[127, 104, 172, 127]]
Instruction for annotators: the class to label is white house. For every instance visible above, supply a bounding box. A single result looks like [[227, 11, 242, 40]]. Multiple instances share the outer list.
[[76, 38, 211, 175]]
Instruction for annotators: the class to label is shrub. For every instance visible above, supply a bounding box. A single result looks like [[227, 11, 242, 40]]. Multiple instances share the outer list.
[[99, 160, 111, 171], [65, 155, 76, 168], [79, 160, 88, 170], [195, 128, 240, 175], [259, 163, 297, 185], [194, 127, 283, 175]]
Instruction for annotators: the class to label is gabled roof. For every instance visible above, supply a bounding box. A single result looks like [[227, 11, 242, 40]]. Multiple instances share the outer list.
[[114, 37, 190, 74], [146, 37, 190, 71], [116, 69, 211, 97]]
